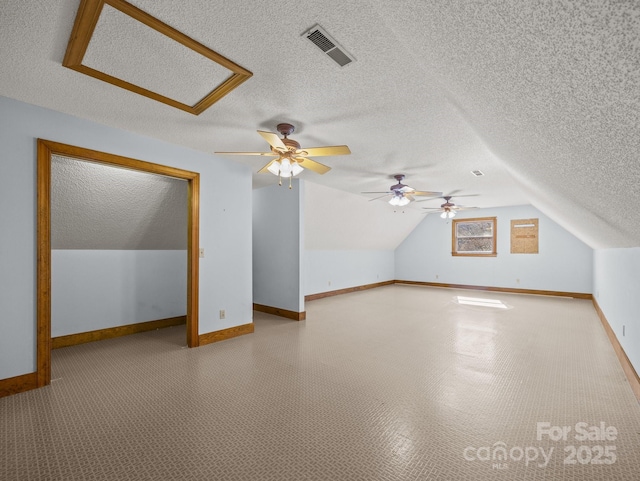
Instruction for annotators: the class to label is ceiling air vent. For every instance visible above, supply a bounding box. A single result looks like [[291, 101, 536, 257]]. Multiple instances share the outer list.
[[303, 24, 355, 67], [471, 170, 485, 177]]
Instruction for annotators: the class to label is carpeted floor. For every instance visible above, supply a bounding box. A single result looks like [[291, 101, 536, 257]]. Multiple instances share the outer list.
[[2, 285, 640, 480]]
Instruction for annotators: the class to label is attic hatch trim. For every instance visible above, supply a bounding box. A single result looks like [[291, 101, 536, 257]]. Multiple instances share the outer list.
[[63, 0, 252, 115], [302, 24, 355, 67]]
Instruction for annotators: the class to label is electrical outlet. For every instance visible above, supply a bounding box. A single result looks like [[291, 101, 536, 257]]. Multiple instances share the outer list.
[[516, 278, 520, 284], [219, 310, 225, 319], [435, 274, 439, 279], [199, 248, 205, 258]]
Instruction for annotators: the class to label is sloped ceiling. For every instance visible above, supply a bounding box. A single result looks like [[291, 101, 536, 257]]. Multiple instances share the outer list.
[[1, 1, 639, 249], [381, 1, 640, 249], [305, 181, 426, 251], [51, 155, 187, 249]]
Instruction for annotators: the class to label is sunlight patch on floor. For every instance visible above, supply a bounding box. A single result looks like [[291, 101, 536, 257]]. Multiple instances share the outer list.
[[454, 296, 510, 309]]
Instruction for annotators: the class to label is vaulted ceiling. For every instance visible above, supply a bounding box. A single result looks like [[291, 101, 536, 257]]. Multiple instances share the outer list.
[[1, 0, 638, 249]]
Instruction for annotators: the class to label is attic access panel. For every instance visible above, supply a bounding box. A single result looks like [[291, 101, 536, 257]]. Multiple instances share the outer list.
[[63, 0, 252, 115], [510, 218, 539, 254]]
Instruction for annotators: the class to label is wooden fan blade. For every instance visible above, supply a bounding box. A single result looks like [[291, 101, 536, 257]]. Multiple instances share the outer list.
[[437, 192, 479, 199], [411, 191, 444, 197], [416, 193, 479, 203], [414, 196, 444, 203], [297, 145, 351, 157], [257, 159, 278, 174], [368, 194, 391, 202], [257, 130, 287, 151], [214, 151, 277, 156], [296, 157, 331, 174], [361, 191, 393, 194], [406, 195, 416, 202]]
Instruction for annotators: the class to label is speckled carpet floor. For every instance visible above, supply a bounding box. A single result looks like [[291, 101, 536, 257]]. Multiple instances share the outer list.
[[2, 285, 640, 480]]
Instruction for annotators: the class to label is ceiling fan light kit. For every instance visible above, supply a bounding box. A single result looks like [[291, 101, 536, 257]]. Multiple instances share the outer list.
[[215, 123, 350, 188], [389, 194, 411, 207], [423, 195, 479, 218], [267, 158, 304, 178], [362, 174, 442, 207]]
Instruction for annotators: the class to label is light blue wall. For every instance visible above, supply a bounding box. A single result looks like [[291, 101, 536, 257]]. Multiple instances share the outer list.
[[0, 96, 253, 380], [252, 180, 304, 312], [593, 248, 640, 375], [395, 205, 593, 293], [305, 250, 394, 295], [52, 250, 187, 337]]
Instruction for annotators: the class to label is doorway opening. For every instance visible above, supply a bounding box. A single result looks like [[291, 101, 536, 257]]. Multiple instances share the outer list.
[[37, 139, 200, 387]]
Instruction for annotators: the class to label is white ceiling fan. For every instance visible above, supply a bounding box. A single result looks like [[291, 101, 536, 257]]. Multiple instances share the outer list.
[[363, 174, 442, 206], [421, 194, 478, 218]]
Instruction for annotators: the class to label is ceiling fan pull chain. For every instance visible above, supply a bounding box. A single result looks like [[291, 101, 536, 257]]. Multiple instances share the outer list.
[[278, 174, 282, 186], [289, 176, 292, 189]]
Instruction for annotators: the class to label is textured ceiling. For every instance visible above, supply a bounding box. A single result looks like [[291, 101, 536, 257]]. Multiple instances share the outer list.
[[305, 181, 426, 251], [1, 0, 639, 248], [83, 3, 232, 105], [51, 155, 187, 250]]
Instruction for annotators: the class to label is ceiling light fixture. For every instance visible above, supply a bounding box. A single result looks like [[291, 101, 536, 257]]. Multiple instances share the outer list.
[[267, 156, 304, 187], [440, 208, 456, 219], [389, 194, 410, 207]]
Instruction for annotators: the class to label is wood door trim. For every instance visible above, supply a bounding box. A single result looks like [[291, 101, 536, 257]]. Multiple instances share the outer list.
[[187, 173, 200, 347], [37, 139, 200, 388], [37, 143, 52, 387]]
